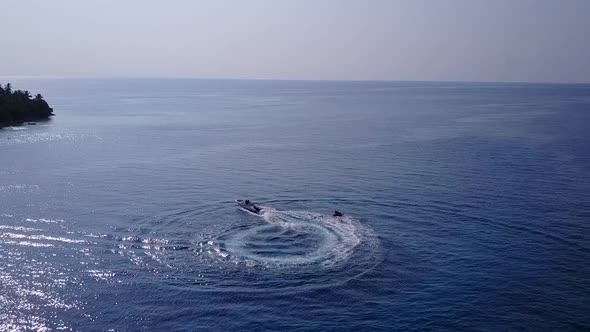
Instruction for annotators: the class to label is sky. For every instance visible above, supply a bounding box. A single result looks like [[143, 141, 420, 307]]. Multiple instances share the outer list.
[[1, 0, 589, 83]]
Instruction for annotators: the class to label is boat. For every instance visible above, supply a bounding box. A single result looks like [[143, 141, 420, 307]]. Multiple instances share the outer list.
[[236, 199, 262, 214]]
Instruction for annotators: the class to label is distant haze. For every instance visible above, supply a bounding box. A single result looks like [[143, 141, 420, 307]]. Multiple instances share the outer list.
[[1, 0, 589, 83]]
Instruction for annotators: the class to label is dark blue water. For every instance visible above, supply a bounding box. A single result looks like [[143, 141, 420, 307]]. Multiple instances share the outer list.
[[1, 79, 589, 331]]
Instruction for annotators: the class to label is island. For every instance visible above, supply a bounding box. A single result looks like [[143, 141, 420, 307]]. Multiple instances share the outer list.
[[0, 83, 54, 128]]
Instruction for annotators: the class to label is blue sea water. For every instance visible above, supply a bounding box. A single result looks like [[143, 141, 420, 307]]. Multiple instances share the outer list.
[[1, 79, 589, 331]]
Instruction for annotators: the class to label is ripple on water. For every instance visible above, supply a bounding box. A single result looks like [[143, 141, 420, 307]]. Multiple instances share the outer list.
[[194, 207, 382, 289], [0, 129, 93, 146], [0, 220, 83, 331]]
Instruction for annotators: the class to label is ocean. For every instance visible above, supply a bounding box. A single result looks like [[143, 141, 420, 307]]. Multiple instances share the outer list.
[[1, 79, 589, 331]]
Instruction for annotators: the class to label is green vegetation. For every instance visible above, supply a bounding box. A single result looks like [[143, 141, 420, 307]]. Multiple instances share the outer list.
[[0, 83, 54, 127]]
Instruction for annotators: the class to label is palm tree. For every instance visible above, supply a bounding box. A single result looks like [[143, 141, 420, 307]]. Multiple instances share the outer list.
[[0, 83, 54, 127]]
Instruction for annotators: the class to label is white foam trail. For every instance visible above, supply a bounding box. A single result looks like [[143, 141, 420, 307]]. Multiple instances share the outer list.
[[198, 206, 378, 268]]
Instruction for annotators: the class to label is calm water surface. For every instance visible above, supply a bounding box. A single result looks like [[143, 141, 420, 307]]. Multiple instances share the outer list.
[[1, 79, 589, 331]]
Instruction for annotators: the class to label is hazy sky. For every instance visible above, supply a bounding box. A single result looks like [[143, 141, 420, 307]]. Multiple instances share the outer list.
[[1, 0, 589, 82]]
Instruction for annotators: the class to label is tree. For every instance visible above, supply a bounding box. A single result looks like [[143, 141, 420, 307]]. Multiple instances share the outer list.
[[0, 82, 54, 127], [0, 109, 12, 124]]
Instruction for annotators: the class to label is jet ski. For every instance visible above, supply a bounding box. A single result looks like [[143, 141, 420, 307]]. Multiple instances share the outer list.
[[236, 199, 262, 214]]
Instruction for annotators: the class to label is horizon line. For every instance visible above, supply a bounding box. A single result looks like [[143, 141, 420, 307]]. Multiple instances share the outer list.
[[1, 75, 589, 86]]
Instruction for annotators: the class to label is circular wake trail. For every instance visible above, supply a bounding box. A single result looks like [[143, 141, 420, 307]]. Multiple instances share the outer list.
[[196, 206, 380, 270]]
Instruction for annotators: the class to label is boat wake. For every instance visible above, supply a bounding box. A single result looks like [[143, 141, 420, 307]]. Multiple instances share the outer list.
[[196, 206, 380, 270]]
